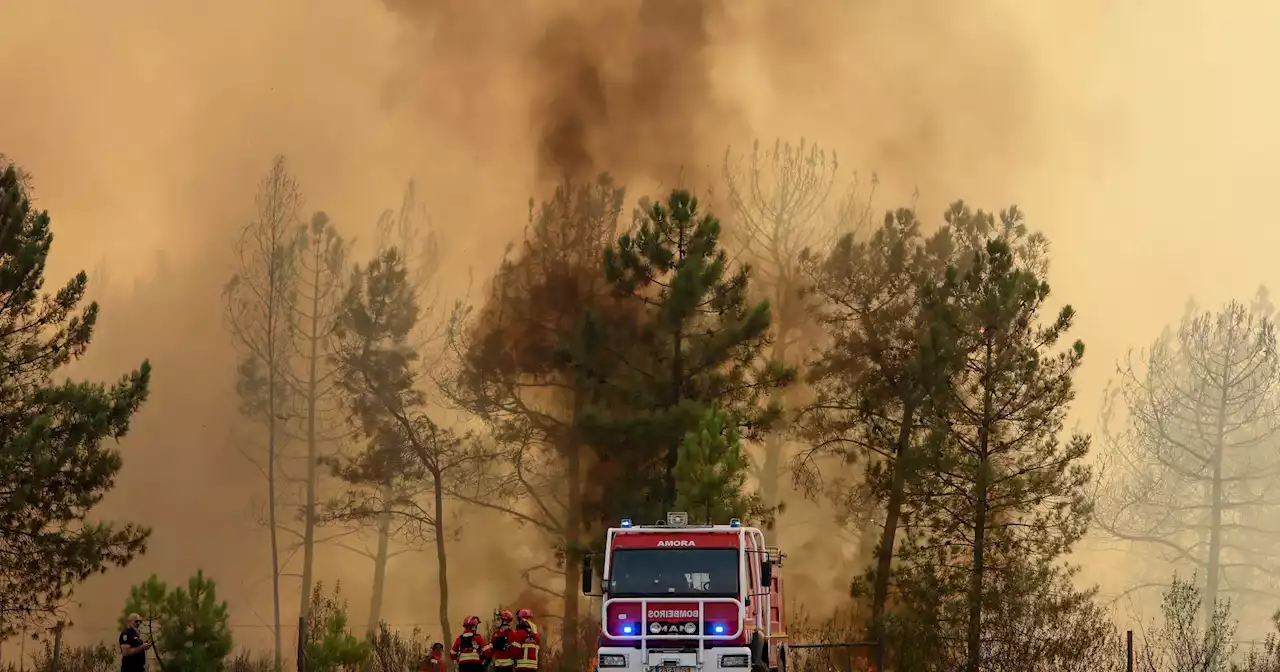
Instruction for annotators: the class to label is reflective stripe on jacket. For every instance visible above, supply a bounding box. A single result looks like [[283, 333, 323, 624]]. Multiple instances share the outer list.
[[487, 626, 516, 666], [511, 622, 541, 670], [451, 632, 489, 664]]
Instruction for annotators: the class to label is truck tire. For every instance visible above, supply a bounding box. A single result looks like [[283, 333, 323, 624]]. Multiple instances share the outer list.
[[750, 633, 768, 672]]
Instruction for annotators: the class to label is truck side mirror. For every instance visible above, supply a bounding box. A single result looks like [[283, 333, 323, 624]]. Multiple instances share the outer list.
[[581, 555, 594, 595], [760, 559, 773, 588]]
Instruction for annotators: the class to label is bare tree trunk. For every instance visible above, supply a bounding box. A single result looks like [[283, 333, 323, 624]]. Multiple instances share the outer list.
[[760, 336, 791, 537], [268, 409, 284, 672], [367, 493, 392, 639], [50, 622, 62, 672], [965, 343, 995, 672], [561, 434, 583, 662], [870, 400, 916, 640], [760, 434, 782, 518], [299, 266, 322, 629], [434, 471, 454, 670], [1206, 383, 1229, 623]]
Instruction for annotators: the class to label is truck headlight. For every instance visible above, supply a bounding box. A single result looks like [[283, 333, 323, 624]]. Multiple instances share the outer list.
[[599, 654, 628, 668], [720, 655, 750, 668]]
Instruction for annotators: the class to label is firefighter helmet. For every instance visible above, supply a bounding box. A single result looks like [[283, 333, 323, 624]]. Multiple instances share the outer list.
[[516, 608, 533, 620], [463, 615, 481, 629], [499, 609, 513, 621]]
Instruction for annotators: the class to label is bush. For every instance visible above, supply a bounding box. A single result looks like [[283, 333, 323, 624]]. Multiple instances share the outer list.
[[304, 581, 370, 672], [787, 604, 873, 672], [224, 650, 278, 672], [120, 569, 234, 671], [367, 622, 432, 672], [540, 616, 600, 672], [5, 641, 116, 672]]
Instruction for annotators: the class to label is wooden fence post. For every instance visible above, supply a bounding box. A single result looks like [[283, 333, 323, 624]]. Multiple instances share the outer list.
[[1126, 630, 1133, 672]]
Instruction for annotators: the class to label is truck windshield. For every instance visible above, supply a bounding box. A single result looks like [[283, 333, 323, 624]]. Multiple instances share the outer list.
[[608, 548, 740, 598]]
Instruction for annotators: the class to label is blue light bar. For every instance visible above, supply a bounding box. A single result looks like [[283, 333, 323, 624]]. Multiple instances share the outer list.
[[729, 518, 741, 527], [621, 519, 632, 528]]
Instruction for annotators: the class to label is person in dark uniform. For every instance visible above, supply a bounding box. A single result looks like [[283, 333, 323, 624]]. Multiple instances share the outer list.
[[119, 613, 152, 672]]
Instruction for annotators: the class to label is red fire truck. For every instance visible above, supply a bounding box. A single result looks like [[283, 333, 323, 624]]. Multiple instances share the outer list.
[[581, 512, 786, 672]]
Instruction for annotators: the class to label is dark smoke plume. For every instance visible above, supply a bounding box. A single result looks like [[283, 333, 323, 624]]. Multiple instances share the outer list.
[[378, 0, 738, 187]]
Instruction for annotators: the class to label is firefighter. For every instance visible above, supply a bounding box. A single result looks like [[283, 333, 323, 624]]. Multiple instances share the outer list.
[[451, 616, 490, 672], [510, 608, 541, 671], [421, 642, 446, 672], [485, 609, 516, 672]]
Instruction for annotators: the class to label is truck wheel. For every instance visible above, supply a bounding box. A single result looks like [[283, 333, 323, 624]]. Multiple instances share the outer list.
[[750, 633, 768, 672]]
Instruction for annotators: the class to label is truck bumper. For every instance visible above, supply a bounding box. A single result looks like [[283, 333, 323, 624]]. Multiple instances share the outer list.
[[595, 646, 754, 672]]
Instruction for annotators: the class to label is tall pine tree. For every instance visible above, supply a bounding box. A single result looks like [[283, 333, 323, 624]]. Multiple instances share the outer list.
[[911, 204, 1091, 672], [329, 247, 468, 655], [798, 207, 959, 642], [444, 174, 626, 656], [569, 189, 793, 522], [0, 162, 152, 632]]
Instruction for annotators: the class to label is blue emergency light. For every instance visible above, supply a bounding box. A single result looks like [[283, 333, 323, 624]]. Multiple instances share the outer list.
[[622, 624, 634, 635], [621, 519, 632, 528], [712, 624, 725, 634], [729, 519, 741, 527]]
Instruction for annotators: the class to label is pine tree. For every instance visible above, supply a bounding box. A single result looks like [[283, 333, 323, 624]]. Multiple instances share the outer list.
[[0, 162, 152, 632], [329, 247, 468, 656], [798, 207, 959, 641], [673, 406, 766, 525], [223, 156, 301, 669], [722, 139, 870, 518], [908, 204, 1091, 672], [1097, 292, 1280, 623], [286, 211, 349, 629], [443, 174, 625, 657], [570, 189, 794, 522], [121, 571, 234, 672], [304, 581, 371, 672]]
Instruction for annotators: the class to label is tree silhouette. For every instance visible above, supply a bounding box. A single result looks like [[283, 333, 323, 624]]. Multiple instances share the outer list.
[[0, 161, 152, 634], [569, 188, 795, 522], [1097, 291, 1280, 621], [328, 247, 471, 657], [796, 207, 957, 641], [722, 138, 874, 524], [223, 155, 301, 669], [443, 174, 625, 655], [902, 205, 1090, 672]]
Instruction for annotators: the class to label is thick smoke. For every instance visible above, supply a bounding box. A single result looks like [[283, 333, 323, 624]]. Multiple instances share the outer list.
[[377, 0, 741, 189], [5, 0, 1190, 656]]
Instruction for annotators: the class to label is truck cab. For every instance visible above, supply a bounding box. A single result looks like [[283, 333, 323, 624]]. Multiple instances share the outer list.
[[582, 512, 786, 672]]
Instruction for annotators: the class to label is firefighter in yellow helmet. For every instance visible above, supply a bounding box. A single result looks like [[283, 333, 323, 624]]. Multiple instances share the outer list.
[[509, 608, 541, 671]]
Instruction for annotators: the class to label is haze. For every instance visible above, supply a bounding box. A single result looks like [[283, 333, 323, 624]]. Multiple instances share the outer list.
[[1, 0, 1277, 657]]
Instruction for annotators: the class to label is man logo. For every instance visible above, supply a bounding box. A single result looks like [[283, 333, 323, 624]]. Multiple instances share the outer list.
[[655, 540, 695, 548]]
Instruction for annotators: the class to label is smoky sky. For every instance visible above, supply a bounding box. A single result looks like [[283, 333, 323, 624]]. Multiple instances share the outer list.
[[7, 0, 1280, 654]]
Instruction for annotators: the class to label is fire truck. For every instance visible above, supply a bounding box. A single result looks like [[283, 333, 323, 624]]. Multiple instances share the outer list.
[[581, 512, 786, 672]]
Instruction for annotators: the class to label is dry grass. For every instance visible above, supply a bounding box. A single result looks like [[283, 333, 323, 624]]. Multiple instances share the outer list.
[[785, 604, 879, 672]]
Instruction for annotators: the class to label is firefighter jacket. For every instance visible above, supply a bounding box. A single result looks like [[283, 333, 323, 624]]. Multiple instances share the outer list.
[[451, 631, 489, 665], [510, 621, 541, 670], [485, 626, 516, 668], [421, 652, 445, 672]]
